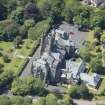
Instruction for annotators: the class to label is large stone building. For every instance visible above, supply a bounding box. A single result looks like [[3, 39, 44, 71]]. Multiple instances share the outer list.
[[31, 29, 76, 84], [31, 28, 101, 87]]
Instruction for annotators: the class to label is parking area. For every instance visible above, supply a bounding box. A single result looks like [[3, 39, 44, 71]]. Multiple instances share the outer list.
[[59, 21, 89, 48]]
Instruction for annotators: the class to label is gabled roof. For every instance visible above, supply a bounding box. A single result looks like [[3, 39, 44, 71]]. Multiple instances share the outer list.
[[55, 29, 65, 35], [80, 73, 101, 87], [42, 52, 54, 66], [66, 59, 85, 79], [32, 58, 48, 74]]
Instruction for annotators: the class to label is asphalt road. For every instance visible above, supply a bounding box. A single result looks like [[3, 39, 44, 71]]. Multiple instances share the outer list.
[[59, 21, 89, 47], [20, 43, 41, 77]]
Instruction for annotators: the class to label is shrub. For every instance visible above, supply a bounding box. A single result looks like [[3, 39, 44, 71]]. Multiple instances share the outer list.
[[3, 54, 11, 63]]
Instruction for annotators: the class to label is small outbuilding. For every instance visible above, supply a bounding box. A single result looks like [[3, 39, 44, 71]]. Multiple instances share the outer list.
[[80, 73, 101, 88]]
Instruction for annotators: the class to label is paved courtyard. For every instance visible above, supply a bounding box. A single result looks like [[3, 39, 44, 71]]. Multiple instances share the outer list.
[[59, 21, 89, 48]]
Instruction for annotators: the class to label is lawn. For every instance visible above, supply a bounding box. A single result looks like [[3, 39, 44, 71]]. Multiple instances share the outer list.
[[98, 76, 105, 92], [94, 76, 105, 100], [87, 31, 94, 44], [0, 39, 36, 75], [87, 31, 105, 100]]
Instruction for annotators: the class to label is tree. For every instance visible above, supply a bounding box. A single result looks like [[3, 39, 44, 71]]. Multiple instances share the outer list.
[[7, 0, 17, 12], [5, 22, 20, 40], [80, 48, 91, 62], [3, 54, 11, 63], [0, 96, 11, 105], [68, 85, 80, 98], [11, 77, 32, 95], [19, 25, 27, 38], [49, 0, 62, 18], [34, 97, 46, 105], [0, 63, 4, 73], [0, 3, 7, 20], [28, 19, 51, 40], [101, 33, 105, 43], [36, 0, 50, 18], [0, 19, 13, 39], [73, 16, 82, 28], [46, 94, 58, 105], [11, 96, 32, 105], [11, 96, 24, 105], [31, 77, 44, 95], [0, 70, 13, 88], [94, 27, 102, 41], [14, 36, 22, 48], [11, 7, 24, 24], [90, 15, 104, 28], [24, 19, 35, 29], [90, 58, 103, 73], [79, 84, 89, 99], [59, 95, 72, 105], [24, 2, 39, 20], [100, 89, 105, 96], [62, 7, 74, 23], [11, 76, 44, 96], [90, 9, 105, 29]]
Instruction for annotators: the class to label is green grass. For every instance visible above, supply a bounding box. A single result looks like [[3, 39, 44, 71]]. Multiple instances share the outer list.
[[99, 76, 105, 92], [0, 41, 13, 51], [87, 31, 95, 44], [0, 39, 36, 74], [84, 31, 105, 100]]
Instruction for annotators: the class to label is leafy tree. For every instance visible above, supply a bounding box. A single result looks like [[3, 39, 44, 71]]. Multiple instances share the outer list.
[[11, 96, 24, 105], [24, 19, 35, 29], [49, 0, 62, 18], [11, 76, 44, 96], [5, 22, 20, 40], [0, 70, 13, 88], [11, 7, 24, 24], [94, 27, 102, 41], [11, 96, 32, 105], [11, 77, 32, 95], [28, 19, 51, 40], [14, 36, 22, 48], [90, 58, 103, 73], [73, 16, 82, 28], [100, 89, 105, 96], [101, 33, 105, 43], [59, 95, 72, 105], [3, 54, 11, 63], [62, 7, 74, 23], [0, 20, 13, 39], [46, 94, 58, 105], [34, 97, 46, 105], [0, 96, 11, 105], [0, 3, 7, 20], [90, 15, 104, 28], [68, 85, 80, 98], [24, 2, 39, 20], [36, 0, 50, 18], [90, 9, 105, 29], [79, 84, 89, 99], [19, 25, 27, 38], [0, 63, 4, 73], [80, 48, 91, 62], [7, 0, 17, 12]]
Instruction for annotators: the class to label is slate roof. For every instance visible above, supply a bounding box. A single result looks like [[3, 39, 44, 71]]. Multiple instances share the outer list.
[[66, 59, 85, 79], [80, 73, 101, 87]]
